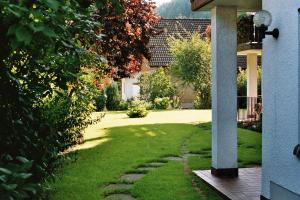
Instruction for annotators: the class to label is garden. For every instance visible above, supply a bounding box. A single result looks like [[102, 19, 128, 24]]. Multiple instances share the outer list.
[[0, 1, 262, 199], [50, 111, 261, 200]]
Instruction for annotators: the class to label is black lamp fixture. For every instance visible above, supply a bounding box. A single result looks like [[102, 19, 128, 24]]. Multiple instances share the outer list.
[[253, 10, 279, 39]]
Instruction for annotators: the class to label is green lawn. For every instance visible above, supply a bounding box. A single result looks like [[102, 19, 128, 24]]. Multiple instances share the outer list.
[[49, 111, 261, 200]]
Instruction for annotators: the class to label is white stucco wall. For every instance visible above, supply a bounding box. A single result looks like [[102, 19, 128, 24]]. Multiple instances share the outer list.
[[262, 0, 300, 198], [121, 72, 140, 101], [211, 6, 238, 170]]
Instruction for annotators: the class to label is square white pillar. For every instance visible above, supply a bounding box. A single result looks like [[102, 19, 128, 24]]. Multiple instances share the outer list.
[[211, 6, 238, 177]]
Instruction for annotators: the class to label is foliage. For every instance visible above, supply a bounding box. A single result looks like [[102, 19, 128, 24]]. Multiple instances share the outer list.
[[105, 81, 121, 111], [237, 14, 254, 44], [153, 97, 171, 110], [118, 100, 129, 111], [0, 156, 38, 200], [168, 32, 211, 109], [95, 90, 107, 111], [0, 0, 108, 198], [139, 68, 177, 102], [96, 0, 160, 78], [127, 100, 148, 118], [156, 0, 210, 19]]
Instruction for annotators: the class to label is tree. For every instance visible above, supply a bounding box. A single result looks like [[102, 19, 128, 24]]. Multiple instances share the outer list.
[[96, 0, 160, 78], [156, 0, 210, 19], [168, 32, 211, 109], [0, 0, 109, 198], [139, 68, 176, 102]]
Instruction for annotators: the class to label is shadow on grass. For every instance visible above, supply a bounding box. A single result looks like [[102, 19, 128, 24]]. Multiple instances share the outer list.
[[51, 122, 261, 200]]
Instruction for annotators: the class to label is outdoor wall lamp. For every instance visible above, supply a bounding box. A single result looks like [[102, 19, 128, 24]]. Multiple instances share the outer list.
[[253, 10, 279, 39], [293, 144, 300, 159]]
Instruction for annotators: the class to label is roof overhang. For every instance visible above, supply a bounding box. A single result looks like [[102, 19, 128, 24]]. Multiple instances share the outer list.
[[191, 0, 262, 11]]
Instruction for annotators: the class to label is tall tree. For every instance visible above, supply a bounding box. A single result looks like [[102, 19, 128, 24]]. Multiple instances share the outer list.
[[168, 33, 211, 109], [96, 0, 160, 78]]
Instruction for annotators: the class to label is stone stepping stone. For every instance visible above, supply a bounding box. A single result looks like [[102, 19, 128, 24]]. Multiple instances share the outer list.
[[105, 194, 136, 200], [185, 153, 202, 157], [147, 162, 166, 167], [136, 167, 156, 171], [163, 156, 183, 161], [120, 174, 145, 183], [105, 184, 133, 191]]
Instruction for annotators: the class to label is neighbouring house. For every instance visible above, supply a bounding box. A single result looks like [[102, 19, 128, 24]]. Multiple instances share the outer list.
[[121, 18, 261, 109], [191, 0, 300, 200]]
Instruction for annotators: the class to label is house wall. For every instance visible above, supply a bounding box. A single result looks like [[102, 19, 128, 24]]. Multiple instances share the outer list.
[[121, 69, 196, 108], [262, 0, 300, 199], [121, 72, 141, 101]]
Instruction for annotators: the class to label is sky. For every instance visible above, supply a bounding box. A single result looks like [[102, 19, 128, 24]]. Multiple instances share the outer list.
[[152, 0, 172, 6]]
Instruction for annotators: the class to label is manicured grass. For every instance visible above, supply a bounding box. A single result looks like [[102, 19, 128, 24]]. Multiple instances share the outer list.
[[50, 111, 261, 200]]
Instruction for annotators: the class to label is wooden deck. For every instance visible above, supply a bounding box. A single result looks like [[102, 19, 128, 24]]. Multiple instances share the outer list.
[[194, 168, 261, 200]]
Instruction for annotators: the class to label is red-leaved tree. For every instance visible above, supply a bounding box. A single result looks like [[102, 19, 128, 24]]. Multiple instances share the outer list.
[[96, 0, 160, 78]]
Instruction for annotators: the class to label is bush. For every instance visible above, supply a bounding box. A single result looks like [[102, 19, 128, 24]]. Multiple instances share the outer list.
[[168, 32, 212, 109], [95, 91, 107, 111], [106, 82, 121, 111], [127, 100, 149, 118], [153, 97, 171, 110], [139, 68, 177, 102], [118, 100, 129, 111], [0, 156, 38, 200]]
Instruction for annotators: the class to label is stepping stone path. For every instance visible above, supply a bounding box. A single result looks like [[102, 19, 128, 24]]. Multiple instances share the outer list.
[[136, 167, 156, 171], [103, 156, 182, 199], [105, 184, 134, 191], [105, 194, 136, 200], [120, 174, 145, 183], [185, 153, 202, 157], [163, 156, 183, 161], [146, 162, 166, 167]]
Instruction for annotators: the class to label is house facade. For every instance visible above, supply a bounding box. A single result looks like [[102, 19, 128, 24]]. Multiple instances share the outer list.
[[191, 0, 300, 199], [122, 18, 261, 109]]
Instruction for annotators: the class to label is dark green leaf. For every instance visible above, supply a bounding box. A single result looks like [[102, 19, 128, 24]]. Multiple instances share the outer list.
[[15, 26, 33, 45], [14, 173, 32, 180], [1, 184, 17, 191], [44, 0, 60, 10], [0, 168, 12, 175]]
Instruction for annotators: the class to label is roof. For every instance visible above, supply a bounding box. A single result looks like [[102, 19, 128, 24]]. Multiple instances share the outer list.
[[148, 18, 210, 67], [148, 18, 261, 68]]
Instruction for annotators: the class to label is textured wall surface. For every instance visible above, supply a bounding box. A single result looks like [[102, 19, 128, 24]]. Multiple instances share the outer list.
[[262, 0, 300, 198], [211, 6, 237, 169]]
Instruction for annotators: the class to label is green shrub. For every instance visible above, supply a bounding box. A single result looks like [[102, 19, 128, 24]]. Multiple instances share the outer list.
[[168, 32, 212, 109], [95, 91, 107, 111], [139, 68, 177, 102], [0, 156, 39, 200], [106, 82, 121, 111], [118, 100, 129, 111], [153, 97, 171, 110], [127, 100, 149, 118]]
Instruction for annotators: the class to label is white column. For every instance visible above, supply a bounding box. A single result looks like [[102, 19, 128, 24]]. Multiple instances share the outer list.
[[247, 53, 258, 98], [211, 6, 238, 176]]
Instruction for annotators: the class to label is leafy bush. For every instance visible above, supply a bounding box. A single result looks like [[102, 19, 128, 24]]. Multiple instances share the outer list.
[[95, 91, 107, 111], [127, 100, 148, 118], [0, 156, 38, 200], [168, 32, 211, 109], [139, 68, 177, 102], [106, 82, 121, 111], [153, 97, 171, 110], [118, 100, 129, 111]]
